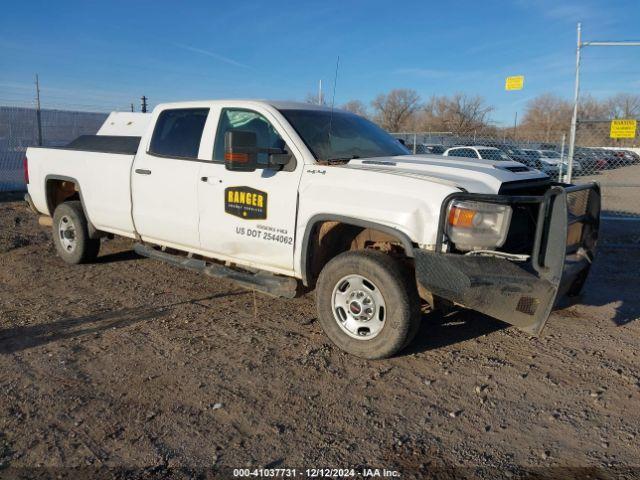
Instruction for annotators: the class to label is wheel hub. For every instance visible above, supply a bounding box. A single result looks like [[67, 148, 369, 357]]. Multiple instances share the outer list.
[[58, 215, 77, 253], [331, 274, 386, 340]]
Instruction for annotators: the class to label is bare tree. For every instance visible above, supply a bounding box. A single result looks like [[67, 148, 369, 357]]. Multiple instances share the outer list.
[[419, 93, 493, 134], [578, 94, 610, 120], [341, 100, 369, 118], [606, 93, 640, 119], [371, 89, 421, 131], [519, 93, 572, 141]]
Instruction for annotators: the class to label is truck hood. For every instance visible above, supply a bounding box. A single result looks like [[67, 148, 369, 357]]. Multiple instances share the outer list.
[[343, 154, 549, 194]]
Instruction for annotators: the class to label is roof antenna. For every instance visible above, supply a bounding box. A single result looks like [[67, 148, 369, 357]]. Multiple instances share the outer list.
[[327, 55, 340, 146]]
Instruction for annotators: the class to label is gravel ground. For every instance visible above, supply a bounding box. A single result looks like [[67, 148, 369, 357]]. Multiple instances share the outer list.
[[0, 194, 639, 479]]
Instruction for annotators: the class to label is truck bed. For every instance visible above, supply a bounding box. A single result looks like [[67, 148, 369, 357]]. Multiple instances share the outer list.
[[26, 144, 138, 238]]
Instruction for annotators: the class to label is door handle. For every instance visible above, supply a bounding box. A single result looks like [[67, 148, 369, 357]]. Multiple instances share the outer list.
[[135, 169, 152, 175], [201, 176, 222, 184]]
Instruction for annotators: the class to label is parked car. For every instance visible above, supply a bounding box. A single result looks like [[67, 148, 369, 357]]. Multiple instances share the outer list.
[[521, 149, 560, 177], [442, 146, 514, 162], [489, 144, 544, 170], [604, 149, 637, 167], [537, 149, 583, 176], [418, 144, 447, 155], [407, 143, 447, 155], [624, 150, 640, 164], [23, 99, 600, 359], [574, 148, 607, 172]]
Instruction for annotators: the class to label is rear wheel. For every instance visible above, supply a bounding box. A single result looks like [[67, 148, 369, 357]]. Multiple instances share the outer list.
[[52, 201, 100, 264], [316, 250, 421, 359]]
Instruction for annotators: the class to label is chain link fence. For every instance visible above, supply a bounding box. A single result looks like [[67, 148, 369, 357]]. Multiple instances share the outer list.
[[570, 120, 640, 219], [0, 106, 107, 192], [2, 104, 637, 220], [392, 126, 640, 219]]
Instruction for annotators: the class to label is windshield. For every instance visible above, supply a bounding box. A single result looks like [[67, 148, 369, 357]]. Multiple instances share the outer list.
[[279, 109, 409, 161], [478, 149, 511, 161], [523, 150, 542, 159]]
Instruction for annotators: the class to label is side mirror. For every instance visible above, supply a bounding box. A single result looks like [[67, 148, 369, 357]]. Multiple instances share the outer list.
[[224, 130, 258, 172], [269, 151, 292, 168]]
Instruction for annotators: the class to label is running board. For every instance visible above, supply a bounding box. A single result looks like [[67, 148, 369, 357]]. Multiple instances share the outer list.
[[133, 243, 298, 298]]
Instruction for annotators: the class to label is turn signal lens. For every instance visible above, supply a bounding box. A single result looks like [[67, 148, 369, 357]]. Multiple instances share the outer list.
[[224, 152, 249, 163], [448, 206, 476, 228]]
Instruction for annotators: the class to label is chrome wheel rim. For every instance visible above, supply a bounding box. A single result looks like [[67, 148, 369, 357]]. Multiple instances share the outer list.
[[58, 215, 77, 253], [331, 274, 386, 340]]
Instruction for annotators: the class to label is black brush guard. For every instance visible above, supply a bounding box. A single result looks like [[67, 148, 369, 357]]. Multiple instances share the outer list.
[[414, 183, 600, 335]]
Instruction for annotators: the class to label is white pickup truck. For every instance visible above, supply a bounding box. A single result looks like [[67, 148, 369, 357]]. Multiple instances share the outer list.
[[24, 100, 600, 358]]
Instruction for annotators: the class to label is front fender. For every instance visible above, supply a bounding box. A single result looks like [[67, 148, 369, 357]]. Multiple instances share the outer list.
[[298, 214, 416, 286]]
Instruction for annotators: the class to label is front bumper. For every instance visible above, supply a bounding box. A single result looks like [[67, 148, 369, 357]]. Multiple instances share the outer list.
[[414, 183, 600, 335]]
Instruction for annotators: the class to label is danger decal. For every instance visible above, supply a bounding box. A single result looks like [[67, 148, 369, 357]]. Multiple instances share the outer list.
[[225, 186, 268, 220]]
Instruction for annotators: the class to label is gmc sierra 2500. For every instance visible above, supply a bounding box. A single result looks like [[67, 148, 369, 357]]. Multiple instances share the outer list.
[[24, 100, 600, 359]]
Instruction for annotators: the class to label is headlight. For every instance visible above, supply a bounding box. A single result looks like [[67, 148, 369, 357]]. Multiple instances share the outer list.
[[445, 200, 512, 251]]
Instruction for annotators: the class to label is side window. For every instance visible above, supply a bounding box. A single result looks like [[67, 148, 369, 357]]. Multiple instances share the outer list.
[[458, 148, 477, 158], [214, 109, 285, 165], [149, 108, 209, 159], [449, 148, 471, 157]]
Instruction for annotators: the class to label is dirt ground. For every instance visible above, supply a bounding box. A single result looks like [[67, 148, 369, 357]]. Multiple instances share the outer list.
[[1, 193, 639, 479]]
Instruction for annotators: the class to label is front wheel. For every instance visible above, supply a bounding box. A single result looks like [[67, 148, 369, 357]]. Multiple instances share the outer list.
[[52, 201, 100, 264], [316, 250, 421, 359]]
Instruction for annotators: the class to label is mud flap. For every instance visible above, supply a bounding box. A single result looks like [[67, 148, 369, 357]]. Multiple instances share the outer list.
[[415, 184, 600, 335]]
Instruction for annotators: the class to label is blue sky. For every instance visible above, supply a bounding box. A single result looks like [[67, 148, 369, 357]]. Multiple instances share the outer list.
[[1, 0, 639, 125]]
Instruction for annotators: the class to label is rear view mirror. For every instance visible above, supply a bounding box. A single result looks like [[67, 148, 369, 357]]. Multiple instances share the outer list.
[[224, 130, 258, 172]]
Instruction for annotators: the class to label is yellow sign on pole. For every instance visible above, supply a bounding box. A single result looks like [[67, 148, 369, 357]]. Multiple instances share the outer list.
[[610, 119, 637, 139], [505, 75, 524, 91]]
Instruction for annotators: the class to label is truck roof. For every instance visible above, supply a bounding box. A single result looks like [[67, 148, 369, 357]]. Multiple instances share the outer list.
[[153, 99, 336, 112]]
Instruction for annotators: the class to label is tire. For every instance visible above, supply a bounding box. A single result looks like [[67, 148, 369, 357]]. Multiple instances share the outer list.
[[316, 250, 421, 359], [52, 201, 100, 264]]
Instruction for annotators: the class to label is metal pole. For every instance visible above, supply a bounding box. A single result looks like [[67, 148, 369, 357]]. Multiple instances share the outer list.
[[318, 80, 323, 105], [413, 133, 417, 154], [35, 74, 43, 146], [513, 111, 518, 141], [559, 133, 566, 182], [566, 22, 582, 184], [582, 41, 640, 46]]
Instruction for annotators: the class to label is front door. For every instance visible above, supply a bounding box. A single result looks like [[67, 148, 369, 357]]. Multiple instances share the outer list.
[[131, 107, 209, 249], [197, 108, 302, 273]]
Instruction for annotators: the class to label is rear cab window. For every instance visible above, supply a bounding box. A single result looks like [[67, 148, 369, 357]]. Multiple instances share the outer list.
[[149, 108, 209, 159]]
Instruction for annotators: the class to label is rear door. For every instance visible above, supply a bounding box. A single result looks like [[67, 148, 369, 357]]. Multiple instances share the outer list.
[[131, 107, 209, 249], [197, 107, 303, 273]]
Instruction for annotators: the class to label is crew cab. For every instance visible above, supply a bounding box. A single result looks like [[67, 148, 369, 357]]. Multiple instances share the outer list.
[[23, 100, 600, 359]]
